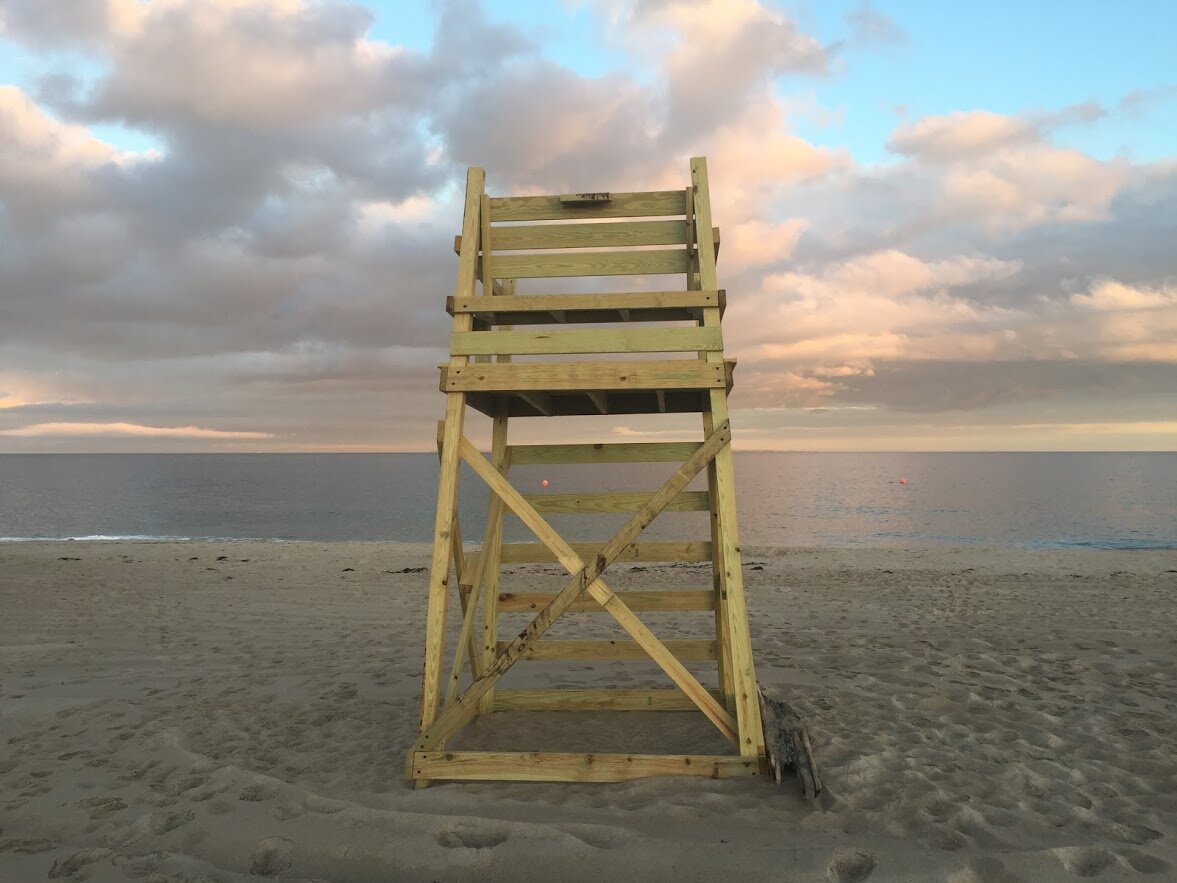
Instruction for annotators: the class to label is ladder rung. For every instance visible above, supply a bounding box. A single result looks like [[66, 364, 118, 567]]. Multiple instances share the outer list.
[[497, 590, 715, 613], [499, 639, 715, 661], [508, 441, 701, 464]]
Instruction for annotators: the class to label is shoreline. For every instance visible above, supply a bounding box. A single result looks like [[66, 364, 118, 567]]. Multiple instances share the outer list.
[[3, 541, 1175, 881]]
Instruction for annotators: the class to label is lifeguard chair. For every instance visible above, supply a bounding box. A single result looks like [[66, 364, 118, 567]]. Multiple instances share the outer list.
[[407, 157, 767, 784]]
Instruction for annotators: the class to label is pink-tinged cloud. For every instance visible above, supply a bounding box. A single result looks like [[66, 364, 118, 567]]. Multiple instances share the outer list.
[[0, 422, 275, 439], [888, 110, 1033, 160], [1070, 279, 1177, 312]]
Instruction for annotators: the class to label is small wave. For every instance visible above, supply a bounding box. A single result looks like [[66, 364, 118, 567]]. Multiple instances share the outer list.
[[1024, 537, 1177, 551], [0, 534, 196, 542]]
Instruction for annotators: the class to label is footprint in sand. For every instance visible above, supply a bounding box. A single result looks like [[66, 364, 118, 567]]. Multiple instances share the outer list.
[[73, 796, 127, 819], [1054, 846, 1115, 877], [48, 848, 113, 879], [436, 827, 509, 849], [826, 847, 877, 882], [250, 836, 294, 876]]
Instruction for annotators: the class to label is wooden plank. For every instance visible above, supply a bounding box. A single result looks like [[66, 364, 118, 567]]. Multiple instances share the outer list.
[[479, 193, 493, 293], [499, 639, 715, 661], [478, 404, 510, 716], [417, 166, 484, 756], [488, 220, 689, 251], [414, 424, 735, 751], [519, 490, 709, 514], [496, 541, 711, 563], [485, 248, 689, 279], [410, 751, 760, 783], [497, 590, 715, 613], [508, 441, 701, 464], [449, 291, 722, 315], [489, 190, 687, 222], [691, 155, 765, 760], [450, 327, 722, 357], [443, 361, 725, 392], [494, 689, 719, 711], [559, 192, 611, 204]]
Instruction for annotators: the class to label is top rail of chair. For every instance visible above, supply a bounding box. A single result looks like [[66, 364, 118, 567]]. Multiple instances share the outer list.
[[487, 191, 688, 222]]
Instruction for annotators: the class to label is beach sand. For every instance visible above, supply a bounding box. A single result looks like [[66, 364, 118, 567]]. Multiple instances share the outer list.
[[2, 541, 1175, 881]]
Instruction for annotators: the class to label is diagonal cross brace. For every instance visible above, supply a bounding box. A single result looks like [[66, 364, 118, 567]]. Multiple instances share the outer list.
[[414, 421, 736, 752]]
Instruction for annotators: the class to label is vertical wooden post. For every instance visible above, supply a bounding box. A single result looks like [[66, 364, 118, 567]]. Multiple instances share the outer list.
[[686, 185, 735, 707], [479, 400, 509, 715], [417, 167, 485, 750], [479, 275, 514, 715], [690, 156, 765, 759]]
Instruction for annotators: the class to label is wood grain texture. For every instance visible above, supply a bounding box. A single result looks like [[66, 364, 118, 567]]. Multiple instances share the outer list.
[[450, 327, 722, 356], [493, 689, 713, 711], [508, 441, 701, 464], [491, 541, 712, 564], [496, 590, 715, 613], [488, 189, 686, 221], [498, 638, 715, 661], [518, 490, 709, 514], [410, 751, 760, 782], [442, 361, 725, 392], [490, 219, 689, 250], [484, 248, 688, 279]]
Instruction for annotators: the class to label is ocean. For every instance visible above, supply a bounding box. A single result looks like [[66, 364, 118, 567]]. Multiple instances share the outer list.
[[0, 452, 1174, 550]]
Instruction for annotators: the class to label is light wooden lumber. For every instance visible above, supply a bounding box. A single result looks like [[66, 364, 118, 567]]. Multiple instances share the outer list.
[[450, 327, 722, 356], [488, 190, 687, 221], [508, 441, 701, 464], [499, 638, 715, 661], [478, 403, 510, 715], [481, 248, 688, 279], [490, 219, 689, 250], [414, 424, 735, 751], [493, 689, 717, 711], [409, 751, 761, 783], [518, 490, 709, 514], [691, 155, 765, 759], [418, 166, 483, 746], [496, 590, 715, 613], [442, 361, 725, 392], [449, 291, 722, 315], [493, 540, 711, 564]]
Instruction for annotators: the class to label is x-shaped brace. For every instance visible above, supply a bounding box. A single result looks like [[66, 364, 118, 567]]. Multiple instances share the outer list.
[[414, 420, 738, 752]]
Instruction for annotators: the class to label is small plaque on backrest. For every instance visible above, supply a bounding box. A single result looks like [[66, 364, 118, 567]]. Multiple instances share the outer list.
[[559, 192, 612, 205]]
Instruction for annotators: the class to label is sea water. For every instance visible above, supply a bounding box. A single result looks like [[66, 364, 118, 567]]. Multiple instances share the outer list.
[[0, 452, 1174, 549]]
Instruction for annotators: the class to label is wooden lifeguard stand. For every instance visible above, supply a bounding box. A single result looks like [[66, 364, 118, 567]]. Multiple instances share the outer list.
[[407, 157, 767, 784]]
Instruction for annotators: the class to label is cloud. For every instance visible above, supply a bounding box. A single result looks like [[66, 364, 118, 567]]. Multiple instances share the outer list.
[[845, 2, 908, 47], [0, 422, 274, 439], [1070, 279, 1177, 312], [888, 110, 1035, 160]]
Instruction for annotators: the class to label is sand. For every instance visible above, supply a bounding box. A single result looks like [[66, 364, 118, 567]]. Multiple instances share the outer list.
[[2, 541, 1175, 882]]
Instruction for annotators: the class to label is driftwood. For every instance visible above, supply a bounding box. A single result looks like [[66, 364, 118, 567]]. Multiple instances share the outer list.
[[758, 686, 823, 800]]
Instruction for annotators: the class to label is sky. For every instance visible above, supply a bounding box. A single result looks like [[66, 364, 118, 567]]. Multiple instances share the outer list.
[[0, 0, 1174, 453]]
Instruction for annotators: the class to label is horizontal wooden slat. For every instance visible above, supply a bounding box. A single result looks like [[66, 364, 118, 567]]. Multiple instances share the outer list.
[[508, 441, 702, 464], [493, 541, 711, 564], [442, 361, 725, 392], [410, 751, 761, 782], [485, 249, 689, 279], [493, 688, 718, 711], [518, 491, 710, 514], [492, 220, 689, 250], [497, 590, 715, 613], [449, 291, 724, 325], [450, 327, 722, 356], [489, 190, 687, 222], [498, 639, 715, 661], [455, 226, 718, 256]]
